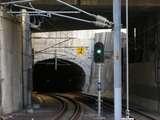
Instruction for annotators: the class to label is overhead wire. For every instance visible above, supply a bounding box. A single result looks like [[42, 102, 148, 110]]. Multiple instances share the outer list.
[[2, 1, 112, 28], [35, 38, 73, 54]]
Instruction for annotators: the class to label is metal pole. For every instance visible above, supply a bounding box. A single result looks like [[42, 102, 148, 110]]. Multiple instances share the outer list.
[[22, 9, 32, 109], [126, 0, 130, 118], [21, 9, 26, 108], [113, 0, 122, 119], [98, 64, 102, 117]]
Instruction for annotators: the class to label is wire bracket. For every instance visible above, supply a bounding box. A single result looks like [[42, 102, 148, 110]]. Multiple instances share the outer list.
[[0, 0, 113, 28]]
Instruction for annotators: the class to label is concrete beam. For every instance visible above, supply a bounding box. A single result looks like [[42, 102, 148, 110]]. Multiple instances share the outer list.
[[32, 0, 160, 7]]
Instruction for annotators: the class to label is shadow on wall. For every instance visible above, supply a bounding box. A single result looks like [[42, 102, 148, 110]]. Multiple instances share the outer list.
[[33, 58, 85, 93]]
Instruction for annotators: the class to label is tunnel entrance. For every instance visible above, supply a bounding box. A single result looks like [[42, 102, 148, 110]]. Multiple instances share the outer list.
[[33, 58, 85, 92]]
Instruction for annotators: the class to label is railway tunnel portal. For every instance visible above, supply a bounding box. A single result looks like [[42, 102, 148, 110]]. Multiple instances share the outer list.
[[1, 0, 160, 116]]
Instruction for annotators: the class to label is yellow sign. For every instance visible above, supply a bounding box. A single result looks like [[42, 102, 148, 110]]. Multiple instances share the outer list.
[[76, 47, 86, 56]]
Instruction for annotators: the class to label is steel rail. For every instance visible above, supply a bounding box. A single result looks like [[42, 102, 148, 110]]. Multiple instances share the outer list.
[[51, 96, 67, 120], [79, 93, 157, 120], [33, 94, 68, 120], [55, 95, 82, 120]]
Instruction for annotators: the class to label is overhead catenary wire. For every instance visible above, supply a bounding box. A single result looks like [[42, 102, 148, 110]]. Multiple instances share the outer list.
[[35, 38, 73, 54], [56, 0, 112, 25], [0, 1, 112, 27], [56, 0, 96, 18], [13, 4, 92, 24], [7, 11, 80, 14], [13, 4, 110, 27]]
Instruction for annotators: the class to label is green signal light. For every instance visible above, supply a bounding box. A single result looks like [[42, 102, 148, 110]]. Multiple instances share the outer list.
[[94, 42, 104, 63], [97, 49, 102, 54]]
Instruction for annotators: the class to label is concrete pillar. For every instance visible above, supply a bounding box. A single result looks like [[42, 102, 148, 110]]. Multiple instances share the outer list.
[[21, 9, 32, 109], [0, 8, 23, 114]]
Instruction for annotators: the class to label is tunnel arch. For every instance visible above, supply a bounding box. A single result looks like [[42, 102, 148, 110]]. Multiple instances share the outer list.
[[34, 51, 92, 91], [33, 58, 86, 92]]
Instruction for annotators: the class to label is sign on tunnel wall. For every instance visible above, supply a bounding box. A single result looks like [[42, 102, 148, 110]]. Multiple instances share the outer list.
[[76, 47, 87, 56]]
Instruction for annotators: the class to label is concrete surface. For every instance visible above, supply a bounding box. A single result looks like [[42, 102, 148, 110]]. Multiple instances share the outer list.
[[129, 13, 160, 113], [32, 30, 107, 92], [32, 0, 160, 7], [0, 9, 23, 114], [0, 8, 32, 114]]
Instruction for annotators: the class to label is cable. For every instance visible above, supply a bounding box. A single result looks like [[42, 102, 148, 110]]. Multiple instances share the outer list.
[[35, 38, 73, 54], [14, 4, 83, 22], [56, 0, 112, 25], [13, 4, 110, 27]]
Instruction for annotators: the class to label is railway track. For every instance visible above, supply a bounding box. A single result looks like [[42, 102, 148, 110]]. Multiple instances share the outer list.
[[47, 94, 82, 120], [51, 95, 67, 120], [2, 93, 157, 120], [77, 93, 158, 120], [32, 94, 68, 120], [1, 93, 82, 120]]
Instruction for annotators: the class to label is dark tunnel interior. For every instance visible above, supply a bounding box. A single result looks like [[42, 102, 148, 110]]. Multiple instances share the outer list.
[[33, 58, 85, 93]]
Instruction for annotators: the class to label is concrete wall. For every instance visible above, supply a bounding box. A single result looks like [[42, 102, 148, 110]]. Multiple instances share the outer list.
[[0, 9, 23, 113], [129, 13, 160, 112], [130, 63, 160, 112], [32, 30, 112, 92], [34, 0, 160, 7], [89, 31, 126, 97], [88, 32, 113, 96], [32, 30, 126, 94]]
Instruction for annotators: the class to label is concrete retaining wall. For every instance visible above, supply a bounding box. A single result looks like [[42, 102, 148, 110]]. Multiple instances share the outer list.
[[89, 31, 126, 97], [129, 13, 160, 112], [130, 63, 160, 112]]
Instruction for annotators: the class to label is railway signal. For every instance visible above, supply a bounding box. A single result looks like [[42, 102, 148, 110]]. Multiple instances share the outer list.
[[94, 42, 104, 63], [93, 42, 105, 118]]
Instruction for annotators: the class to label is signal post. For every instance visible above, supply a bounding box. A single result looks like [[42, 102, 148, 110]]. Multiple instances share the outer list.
[[94, 42, 105, 119]]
